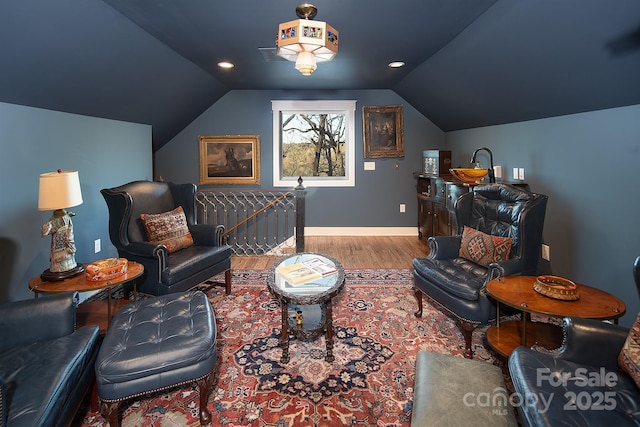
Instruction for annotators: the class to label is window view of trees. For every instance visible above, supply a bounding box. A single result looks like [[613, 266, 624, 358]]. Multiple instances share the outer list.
[[281, 113, 346, 178], [272, 99, 355, 187]]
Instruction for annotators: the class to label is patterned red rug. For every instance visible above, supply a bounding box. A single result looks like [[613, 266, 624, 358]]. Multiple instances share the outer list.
[[75, 269, 499, 426]]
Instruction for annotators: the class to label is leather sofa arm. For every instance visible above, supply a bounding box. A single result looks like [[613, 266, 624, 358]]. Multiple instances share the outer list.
[[489, 256, 525, 278], [189, 224, 226, 246], [535, 317, 628, 370], [427, 235, 462, 259], [0, 292, 77, 353], [123, 241, 168, 258]]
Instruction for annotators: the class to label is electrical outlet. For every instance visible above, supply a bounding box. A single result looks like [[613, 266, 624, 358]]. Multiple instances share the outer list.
[[399, 203, 406, 213], [518, 168, 525, 180], [513, 167, 519, 180], [541, 244, 550, 261], [364, 162, 375, 171], [94, 239, 101, 253]]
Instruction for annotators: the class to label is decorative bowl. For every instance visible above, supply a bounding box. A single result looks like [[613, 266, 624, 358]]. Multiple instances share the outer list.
[[533, 275, 580, 301], [449, 168, 489, 184], [85, 258, 128, 282]]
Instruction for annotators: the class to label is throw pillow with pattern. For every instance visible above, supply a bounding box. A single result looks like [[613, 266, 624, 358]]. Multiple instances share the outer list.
[[459, 226, 512, 267], [140, 206, 194, 254], [619, 313, 640, 389]]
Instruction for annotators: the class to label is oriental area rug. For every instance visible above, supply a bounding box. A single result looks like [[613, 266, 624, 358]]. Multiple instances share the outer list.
[[75, 269, 500, 427]]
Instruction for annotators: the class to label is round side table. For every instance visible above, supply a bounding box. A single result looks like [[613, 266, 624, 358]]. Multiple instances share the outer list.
[[267, 253, 345, 363]]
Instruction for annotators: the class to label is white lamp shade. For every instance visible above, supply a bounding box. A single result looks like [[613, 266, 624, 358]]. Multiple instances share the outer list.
[[295, 51, 317, 76], [38, 170, 83, 211]]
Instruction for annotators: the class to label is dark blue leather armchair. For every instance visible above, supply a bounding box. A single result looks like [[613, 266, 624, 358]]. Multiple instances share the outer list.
[[413, 183, 548, 357], [0, 292, 100, 426], [101, 180, 232, 296], [508, 256, 640, 426]]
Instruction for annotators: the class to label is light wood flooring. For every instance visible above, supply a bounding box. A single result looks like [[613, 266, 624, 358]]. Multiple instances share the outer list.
[[231, 235, 429, 270]]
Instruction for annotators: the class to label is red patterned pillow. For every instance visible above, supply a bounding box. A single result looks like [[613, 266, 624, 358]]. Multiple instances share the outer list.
[[459, 226, 512, 267], [619, 313, 640, 388], [140, 206, 194, 254]]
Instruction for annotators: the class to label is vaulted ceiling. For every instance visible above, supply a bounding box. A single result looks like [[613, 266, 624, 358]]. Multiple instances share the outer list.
[[1, 1, 639, 151]]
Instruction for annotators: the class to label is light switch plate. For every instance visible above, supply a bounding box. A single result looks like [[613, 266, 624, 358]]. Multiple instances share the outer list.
[[493, 165, 502, 179], [364, 162, 376, 171]]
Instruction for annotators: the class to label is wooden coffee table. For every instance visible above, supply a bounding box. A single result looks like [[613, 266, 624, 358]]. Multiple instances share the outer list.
[[267, 253, 345, 363], [486, 275, 626, 358], [29, 260, 144, 335]]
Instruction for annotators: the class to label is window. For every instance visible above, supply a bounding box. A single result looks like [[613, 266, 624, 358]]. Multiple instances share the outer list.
[[272, 100, 356, 187]]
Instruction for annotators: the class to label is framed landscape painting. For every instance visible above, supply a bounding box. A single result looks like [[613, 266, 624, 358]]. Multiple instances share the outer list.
[[199, 135, 260, 185], [362, 104, 404, 158]]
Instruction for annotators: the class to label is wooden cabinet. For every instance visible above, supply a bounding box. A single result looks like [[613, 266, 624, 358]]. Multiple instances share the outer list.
[[414, 173, 531, 240], [414, 173, 469, 240]]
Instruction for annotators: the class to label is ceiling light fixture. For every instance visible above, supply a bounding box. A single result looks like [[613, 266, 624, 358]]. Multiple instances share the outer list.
[[388, 61, 406, 68], [217, 61, 235, 69], [276, 4, 338, 76]]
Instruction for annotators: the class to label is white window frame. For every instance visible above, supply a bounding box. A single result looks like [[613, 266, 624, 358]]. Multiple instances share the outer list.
[[272, 100, 356, 187]]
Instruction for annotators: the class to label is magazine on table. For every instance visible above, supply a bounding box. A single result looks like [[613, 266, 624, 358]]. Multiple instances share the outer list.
[[301, 257, 338, 276], [276, 257, 337, 286]]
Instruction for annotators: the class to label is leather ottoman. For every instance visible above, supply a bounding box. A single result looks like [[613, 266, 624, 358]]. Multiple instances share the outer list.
[[411, 351, 517, 426], [95, 290, 217, 426]]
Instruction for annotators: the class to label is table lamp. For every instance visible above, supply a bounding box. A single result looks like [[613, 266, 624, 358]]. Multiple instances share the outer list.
[[38, 169, 85, 280]]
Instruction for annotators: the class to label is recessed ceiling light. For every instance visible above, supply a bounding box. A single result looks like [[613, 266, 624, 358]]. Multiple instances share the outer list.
[[217, 61, 235, 69], [388, 61, 405, 68]]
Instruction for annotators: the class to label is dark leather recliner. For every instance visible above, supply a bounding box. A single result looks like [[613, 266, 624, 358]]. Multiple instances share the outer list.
[[101, 180, 232, 296], [413, 183, 548, 357], [508, 256, 640, 426], [0, 292, 100, 426]]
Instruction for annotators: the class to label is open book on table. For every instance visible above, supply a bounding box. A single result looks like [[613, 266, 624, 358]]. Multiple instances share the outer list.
[[276, 257, 338, 286]]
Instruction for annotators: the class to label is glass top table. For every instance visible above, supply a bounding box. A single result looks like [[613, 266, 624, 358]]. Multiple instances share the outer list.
[[267, 252, 345, 363]]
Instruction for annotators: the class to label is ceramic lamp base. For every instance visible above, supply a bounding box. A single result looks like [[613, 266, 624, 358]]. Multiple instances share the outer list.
[[41, 264, 85, 282]]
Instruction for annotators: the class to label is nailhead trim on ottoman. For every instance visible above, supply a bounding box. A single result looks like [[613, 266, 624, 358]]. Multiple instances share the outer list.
[[95, 290, 217, 426]]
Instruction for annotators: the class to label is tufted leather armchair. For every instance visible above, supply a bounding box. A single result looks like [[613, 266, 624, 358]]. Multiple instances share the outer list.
[[0, 292, 100, 426], [508, 256, 640, 426], [413, 183, 548, 358], [101, 180, 232, 296]]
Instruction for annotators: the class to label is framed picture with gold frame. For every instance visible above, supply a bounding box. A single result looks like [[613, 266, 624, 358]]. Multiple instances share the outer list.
[[199, 135, 260, 185], [362, 104, 404, 158]]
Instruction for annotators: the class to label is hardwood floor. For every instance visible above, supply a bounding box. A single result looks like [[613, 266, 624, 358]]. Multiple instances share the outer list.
[[231, 235, 429, 270]]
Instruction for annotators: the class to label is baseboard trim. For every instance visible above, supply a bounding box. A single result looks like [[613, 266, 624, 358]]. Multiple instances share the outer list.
[[304, 227, 417, 236]]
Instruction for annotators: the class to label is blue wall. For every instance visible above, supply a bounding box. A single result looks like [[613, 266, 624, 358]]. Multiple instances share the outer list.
[[0, 102, 152, 303], [158, 94, 640, 326], [447, 104, 640, 326], [155, 89, 446, 228], [4, 94, 638, 327]]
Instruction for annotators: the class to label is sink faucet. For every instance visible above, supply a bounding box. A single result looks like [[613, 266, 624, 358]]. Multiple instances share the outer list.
[[471, 147, 496, 183]]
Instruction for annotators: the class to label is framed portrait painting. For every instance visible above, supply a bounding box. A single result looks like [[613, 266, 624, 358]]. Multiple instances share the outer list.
[[199, 135, 260, 185], [362, 104, 404, 158]]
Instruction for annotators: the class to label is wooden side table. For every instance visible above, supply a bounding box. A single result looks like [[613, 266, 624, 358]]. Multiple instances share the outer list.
[[486, 275, 626, 358], [29, 261, 144, 335]]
